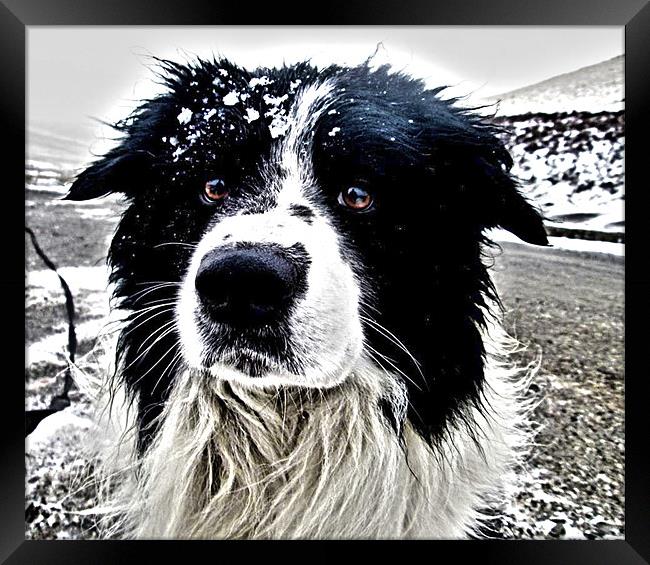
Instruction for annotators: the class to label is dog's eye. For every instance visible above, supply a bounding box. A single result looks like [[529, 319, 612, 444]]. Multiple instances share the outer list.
[[203, 178, 229, 203], [338, 186, 373, 212]]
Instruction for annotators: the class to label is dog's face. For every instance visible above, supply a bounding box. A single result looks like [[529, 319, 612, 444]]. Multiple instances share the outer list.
[[175, 81, 365, 387], [68, 58, 547, 443]]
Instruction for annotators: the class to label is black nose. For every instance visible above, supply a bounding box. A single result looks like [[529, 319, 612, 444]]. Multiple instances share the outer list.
[[195, 246, 300, 325]]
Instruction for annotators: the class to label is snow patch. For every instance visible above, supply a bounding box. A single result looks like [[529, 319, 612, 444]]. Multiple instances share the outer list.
[[222, 91, 240, 106], [487, 228, 624, 257], [26, 408, 95, 453], [249, 76, 273, 89], [26, 318, 110, 368], [27, 266, 111, 295], [172, 146, 187, 161], [263, 93, 288, 107], [176, 108, 193, 125], [244, 108, 260, 123], [75, 208, 115, 220], [269, 116, 292, 139]]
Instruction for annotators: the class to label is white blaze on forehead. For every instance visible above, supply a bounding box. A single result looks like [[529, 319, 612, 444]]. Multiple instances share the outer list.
[[280, 79, 335, 159], [273, 80, 336, 208]]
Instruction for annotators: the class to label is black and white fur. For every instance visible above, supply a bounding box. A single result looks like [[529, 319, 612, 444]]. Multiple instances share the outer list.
[[67, 57, 548, 539]]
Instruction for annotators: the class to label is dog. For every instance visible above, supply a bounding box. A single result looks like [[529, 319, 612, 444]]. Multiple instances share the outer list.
[[66, 56, 548, 539]]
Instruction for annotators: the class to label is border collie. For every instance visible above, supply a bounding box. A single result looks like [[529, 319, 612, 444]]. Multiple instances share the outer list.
[[67, 57, 548, 539]]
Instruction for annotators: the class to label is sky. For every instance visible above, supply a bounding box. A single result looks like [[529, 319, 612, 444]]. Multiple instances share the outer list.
[[27, 26, 624, 167]]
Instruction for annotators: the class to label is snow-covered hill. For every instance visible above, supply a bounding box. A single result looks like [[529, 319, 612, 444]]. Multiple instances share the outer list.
[[481, 56, 625, 241], [484, 56, 624, 116], [494, 111, 624, 239]]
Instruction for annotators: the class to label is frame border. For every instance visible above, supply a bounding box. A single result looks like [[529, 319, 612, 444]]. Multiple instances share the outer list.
[[7, 0, 649, 562]]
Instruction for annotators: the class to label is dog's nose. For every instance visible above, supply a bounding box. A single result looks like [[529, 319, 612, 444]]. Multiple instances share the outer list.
[[195, 246, 299, 325]]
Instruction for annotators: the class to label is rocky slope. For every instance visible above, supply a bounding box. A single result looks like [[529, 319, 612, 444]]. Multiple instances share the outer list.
[[494, 110, 624, 240]]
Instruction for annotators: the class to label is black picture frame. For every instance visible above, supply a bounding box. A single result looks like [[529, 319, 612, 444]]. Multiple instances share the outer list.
[[6, 0, 649, 562]]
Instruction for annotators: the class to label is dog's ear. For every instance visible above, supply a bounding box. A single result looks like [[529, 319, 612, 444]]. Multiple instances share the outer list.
[[483, 163, 549, 246], [466, 150, 549, 246], [426, 102, 549, 246], [492, 187, 549, 246], [64, 150, 153, 201]]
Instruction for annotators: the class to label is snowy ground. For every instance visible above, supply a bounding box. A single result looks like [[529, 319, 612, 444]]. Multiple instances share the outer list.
[[488, 229, 624, 257]]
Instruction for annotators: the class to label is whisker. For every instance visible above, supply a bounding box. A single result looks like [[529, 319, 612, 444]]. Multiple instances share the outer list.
[[359, 312, 426, 386], [126, 282, 180, 303], [125, 302, 177, 327], [281, 388, 288, 438], [135, 322, 178, 358], [134, 280, 182, 286], [133, 297, 179, 308], [153, 242, 198, 250], [365, 349, 426, 424], [151, 349, 184, 394], [365, 343, 423, 392], [130, 338, 181, 387], [135, 318, 177, 353], [360, 314, 423, 370], [122, 308, 177, 342], [119, 322, 177, 374]]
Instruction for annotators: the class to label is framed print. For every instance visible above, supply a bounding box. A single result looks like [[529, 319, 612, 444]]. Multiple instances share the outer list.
[[5, 0, 649, 562]]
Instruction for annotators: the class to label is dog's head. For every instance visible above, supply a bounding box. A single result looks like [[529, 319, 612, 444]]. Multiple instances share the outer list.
[[68, 58, 547, 444]]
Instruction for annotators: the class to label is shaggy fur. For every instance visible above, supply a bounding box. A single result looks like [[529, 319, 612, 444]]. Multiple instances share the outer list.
[[67, 56, 548, 539], [87, 321, 534, 539]]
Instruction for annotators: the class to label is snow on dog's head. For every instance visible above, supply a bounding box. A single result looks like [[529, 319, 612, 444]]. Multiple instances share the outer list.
[[66, 57, 548, 448]]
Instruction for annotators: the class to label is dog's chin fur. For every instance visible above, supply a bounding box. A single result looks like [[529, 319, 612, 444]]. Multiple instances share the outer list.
[[204, 344, 361, 389], [87, 317, 535, 540]]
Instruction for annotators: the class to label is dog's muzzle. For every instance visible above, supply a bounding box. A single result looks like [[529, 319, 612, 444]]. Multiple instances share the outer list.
[[195, 245, 301, 326]]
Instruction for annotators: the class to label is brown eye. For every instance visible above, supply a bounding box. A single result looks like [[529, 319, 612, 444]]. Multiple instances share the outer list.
[[203, 178, 229, 202], [338, 186, 373, 211]]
